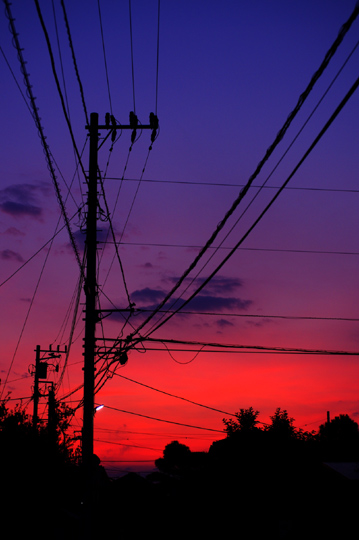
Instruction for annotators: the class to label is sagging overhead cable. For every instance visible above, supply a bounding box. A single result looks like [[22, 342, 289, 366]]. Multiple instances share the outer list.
[[126, 2, 359, 341]]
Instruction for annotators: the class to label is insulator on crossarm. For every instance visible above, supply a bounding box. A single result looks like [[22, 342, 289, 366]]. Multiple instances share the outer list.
[[150, 112, 159, 142], [129, 111, 138, 128], [129, 111, 138, 143], [149, 112, 158, 130], [109, 115, 117, 142]]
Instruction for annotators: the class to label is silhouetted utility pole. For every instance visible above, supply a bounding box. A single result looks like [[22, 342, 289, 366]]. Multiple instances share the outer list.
[[82, 110, 159, 469], [48, 382, 56, 441], [33, 345, 41, 430], [82, 112, 99, 471], [31, 344, 65, 430], [81, 112, 158, 540]]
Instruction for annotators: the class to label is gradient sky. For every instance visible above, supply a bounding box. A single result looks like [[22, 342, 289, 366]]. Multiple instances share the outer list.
[[0, 1, 358, 476]]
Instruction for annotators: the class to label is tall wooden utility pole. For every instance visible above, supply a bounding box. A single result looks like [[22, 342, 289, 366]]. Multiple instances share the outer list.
[[81, 110, 158, 468], [81, 110, 157, 538], [82, 112, 99, 470]]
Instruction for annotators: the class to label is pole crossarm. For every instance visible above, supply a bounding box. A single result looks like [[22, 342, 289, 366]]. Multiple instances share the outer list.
[[85, 111, 159, 145]]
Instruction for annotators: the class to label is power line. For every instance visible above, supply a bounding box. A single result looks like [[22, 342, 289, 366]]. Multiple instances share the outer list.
[[143, 337, 359, 357], [123, 347, 358, 356], [130, 309, 359, 322], [139, 74, 359, 340], [0, 225, 57, 399], [134, 37, 359, 339], [33, 0, 87, 183], [155, 0, 160, 115], [128, 0, 136, 113], [95, 426, 215, 440], [101, 404, 224, 433], [0, 206, 83, 289], [4, 0, 83, 274], [106, 177, 359, 193], [123, 5, 359, 342], [103, 241, 359, 257], [98, 171, 132, 307], [51, 0, 71, 118], [99, 336, 358, 357], [97, 0, 112, 113], [0, 44, 33, 116], [1, 33, 86, 209], [111, 372, 235, 416], [94, 438, 161, 452], [118, 147, 154, 245], [61, 0, 89, 124]]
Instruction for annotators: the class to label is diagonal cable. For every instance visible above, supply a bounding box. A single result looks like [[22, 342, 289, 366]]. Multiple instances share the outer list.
[[33, 0, 87, 182], [128, 3, 359, 339], [142, 74, 359, 339], [4, 0, 83, 274], [61, 0, 89, 124]]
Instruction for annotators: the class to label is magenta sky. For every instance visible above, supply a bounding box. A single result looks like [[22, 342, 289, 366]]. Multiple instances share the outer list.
[[1, 1, 358, 476]]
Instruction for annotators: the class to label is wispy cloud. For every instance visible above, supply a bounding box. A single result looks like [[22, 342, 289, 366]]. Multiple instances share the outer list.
[[2, 227, 25, 236], [68, 227, 112, 253], [0, 249, 24, 262], [167, 274, 244, 295], [131, 287, 166, 304], [216, 318, 234, 328], [194, 276, 244, 294], [107, 274, 252, 326], [0, 183, 49, 220], [127, 278, 252, 313], [181, 294, 251, 312], [129, 291, 251, 312]]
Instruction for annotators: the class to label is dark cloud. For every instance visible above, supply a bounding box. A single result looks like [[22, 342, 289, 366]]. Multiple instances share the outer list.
[[195, 276, 244, 294], [184, 294, 251, 312], [3, 227, 25, 236], [107, 276, 252, 324], [167, 274, 244, 294], [68, 227, 116, 253], [131, 287, 167, 304], [0, 201, 42, 218], [245, 317, 274, 328], [0, 249, 24, 262], [129, 289, 252, 313], [0, 183, 49, 220], [216, 318, 234, 328], [71, 229, 86, 252]]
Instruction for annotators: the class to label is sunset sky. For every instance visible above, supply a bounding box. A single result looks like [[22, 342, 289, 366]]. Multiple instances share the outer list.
[[1, 0, 358, 476]]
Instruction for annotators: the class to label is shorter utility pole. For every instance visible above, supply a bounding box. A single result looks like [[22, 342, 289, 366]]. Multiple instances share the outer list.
[[31, 344, 67, 430], [48, 382, 56, 441], [33, 345, 41, 430]]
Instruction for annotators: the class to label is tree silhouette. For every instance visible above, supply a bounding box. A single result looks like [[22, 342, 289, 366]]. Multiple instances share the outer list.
[[266, 407, 296, 439], [155, 440, 192, 476], [222, 406, 260, 435], [318, 413, 359, 461], [0, 399, 85, 539]]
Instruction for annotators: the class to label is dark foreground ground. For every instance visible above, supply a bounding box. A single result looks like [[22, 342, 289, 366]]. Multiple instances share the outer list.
[[3, 455, 358, 539]]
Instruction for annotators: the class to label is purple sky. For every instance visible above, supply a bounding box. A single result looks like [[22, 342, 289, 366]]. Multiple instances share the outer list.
[[0, 1, 358, 476]]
